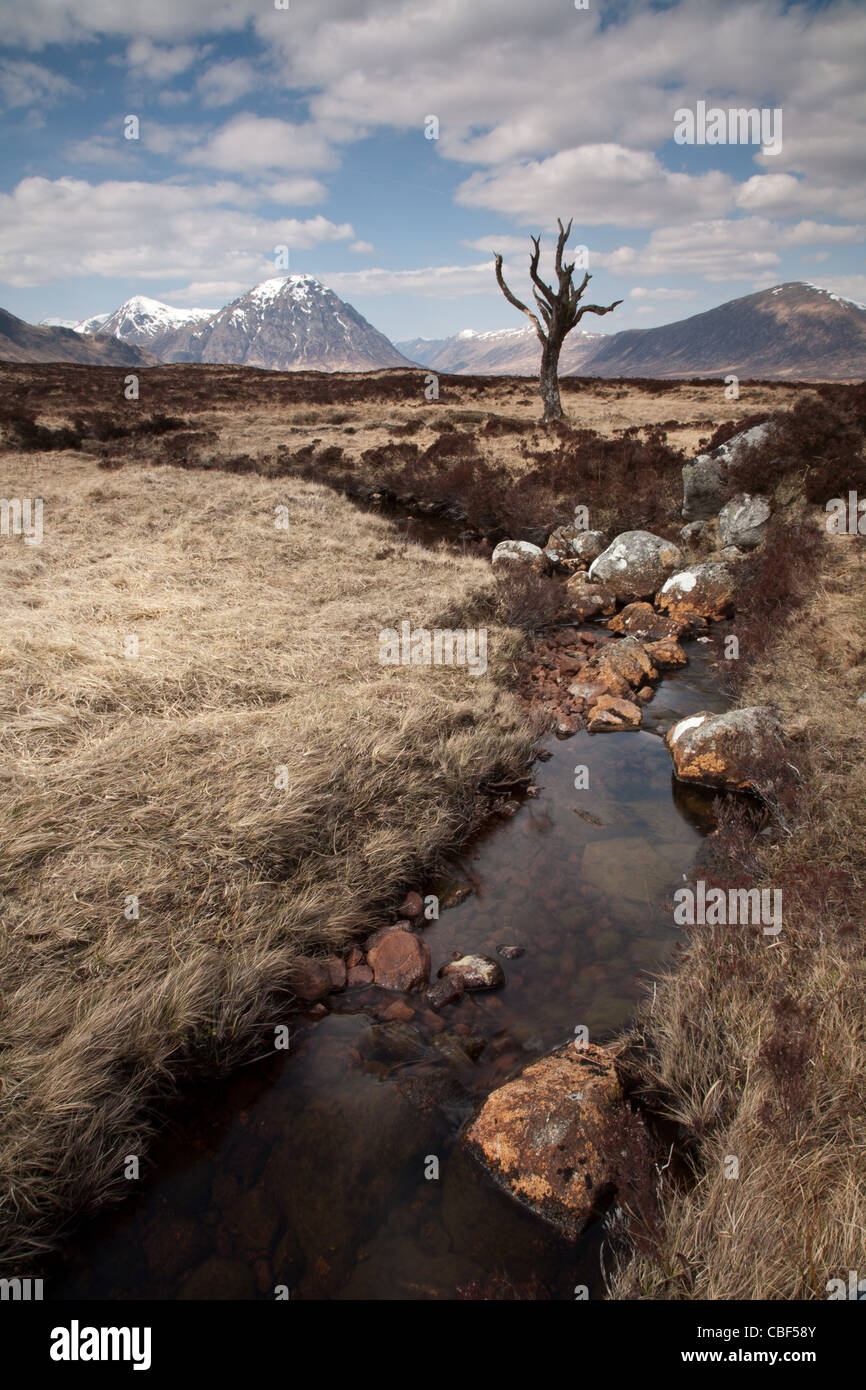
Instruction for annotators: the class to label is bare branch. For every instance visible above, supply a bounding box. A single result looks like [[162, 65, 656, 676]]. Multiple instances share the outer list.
[[494, 253, 546, 343], [528, 236, 557, 311], [574, 297, 624, 324]]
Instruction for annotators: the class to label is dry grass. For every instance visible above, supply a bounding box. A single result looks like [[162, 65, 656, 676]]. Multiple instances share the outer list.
[[0, 448, 534, 1269], [609, 521, 866, 1300]]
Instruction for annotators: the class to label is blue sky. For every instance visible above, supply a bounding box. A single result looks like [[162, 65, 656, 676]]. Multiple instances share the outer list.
[[1, 0, 864, 341]]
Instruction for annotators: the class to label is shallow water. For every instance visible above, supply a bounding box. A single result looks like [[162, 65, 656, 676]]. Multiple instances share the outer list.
[[48, 638, 729, 1301]]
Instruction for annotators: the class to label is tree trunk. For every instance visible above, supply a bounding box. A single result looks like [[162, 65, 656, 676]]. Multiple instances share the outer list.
[[540, 337, 564, 423]]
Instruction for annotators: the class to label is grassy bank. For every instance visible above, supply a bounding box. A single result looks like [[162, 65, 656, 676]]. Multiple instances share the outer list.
[[0, 449, 534, 1268], [610, 512, 866, 1299]]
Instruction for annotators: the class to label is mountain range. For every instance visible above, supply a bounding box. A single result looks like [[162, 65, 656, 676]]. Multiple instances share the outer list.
[[3, 278, 863, 378], [400, 284, 866, 380]]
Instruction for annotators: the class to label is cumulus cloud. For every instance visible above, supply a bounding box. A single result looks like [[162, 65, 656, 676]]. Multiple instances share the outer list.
[[0, 177, 355, 287], [0, 58, 77, 109], [310, 262, 502, 299], [125, 38, 201, 81], [196, 58, 258, 107], [456, 146, 734, 227], [184, 113, 338, 172]]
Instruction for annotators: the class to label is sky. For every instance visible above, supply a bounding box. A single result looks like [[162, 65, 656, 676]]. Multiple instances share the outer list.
[[0, 0, 865, 343]]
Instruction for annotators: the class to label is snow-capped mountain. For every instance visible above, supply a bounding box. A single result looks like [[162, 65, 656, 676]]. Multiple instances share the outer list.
[[74, 312, 111, 335], [72, 277, 412, 372], [84, 297, 214, 358], [397, 325, 605, 375], [168, 275, 413, 370]]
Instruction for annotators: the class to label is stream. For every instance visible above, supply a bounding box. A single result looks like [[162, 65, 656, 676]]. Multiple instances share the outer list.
[[46, 633, 729, 1301]]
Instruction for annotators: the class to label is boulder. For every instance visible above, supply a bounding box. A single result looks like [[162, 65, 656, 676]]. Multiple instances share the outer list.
[[582, 635, 657, 698], [644, 637, 687, 669], [462, 1042, 648, 1239], [589, 531, 683, 603], [439, 954, 504, 991], [587, 695, 642, 731], [564, 570, 617, 619], [542, 523, 607, 568], [681, 422, 772, 521], [572, 529, 609, 565], [607, 601, 684, 641], [367, 928, 431, 992], [657, 563, 736, 623], [491, 539, 544, 570], [665, 707, 784, 792], [718, 493, 771, 551], [680, 519, 705, 547]]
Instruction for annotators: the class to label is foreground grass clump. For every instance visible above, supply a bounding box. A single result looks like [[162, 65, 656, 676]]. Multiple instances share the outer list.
[[610, 518, 866, 1300], [0, 453, 533, 1269]]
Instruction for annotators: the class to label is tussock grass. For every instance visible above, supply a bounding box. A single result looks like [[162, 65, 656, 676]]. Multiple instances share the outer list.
[[610, 522, 866, 1299], [0, 452, 532, 1268]]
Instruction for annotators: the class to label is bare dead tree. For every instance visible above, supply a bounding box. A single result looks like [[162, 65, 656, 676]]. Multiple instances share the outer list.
[[494, 218, 622, 424]]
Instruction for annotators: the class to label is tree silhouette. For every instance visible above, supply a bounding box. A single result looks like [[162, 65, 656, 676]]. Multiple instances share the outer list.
[[494, 219, 622, 424]]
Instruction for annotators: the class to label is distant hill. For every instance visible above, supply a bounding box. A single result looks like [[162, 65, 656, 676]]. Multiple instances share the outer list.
[[0, 308, 156, 366], [579, 283, 866, 380], [397, 325, 604, 375]]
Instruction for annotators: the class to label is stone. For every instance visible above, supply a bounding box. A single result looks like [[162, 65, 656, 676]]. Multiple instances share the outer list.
[[590, 695, 642, 729], [607, 601, 684, 641], [585, 708, 622, 732], [680, 519, 705, 546], [564, 570, 617, 619], [326, 956, 347, 992], [657, 563, 736, 623], [644, 637, 687, 669], [581, 836, 693, 904], [347, 963, 374, 986], [718, 493, 771, 550], [399, 890, 424, 919], [290, 957, 335, 1002], [367, 929, 431, 992], [582, 635, 657, 698], [491, 539, 544, 570], [497, 945, 526, 959], [566, 678, 607, 703], [588, 531, 683, 603], [462, 1042, 647, 1239], [380, 999, 415, 1023], [438, 954, 505, 991], [665, 707, 785, 793], [426, 975, 465, 1011], [543, 523, 588, 568], [681, 422, 772, 521]]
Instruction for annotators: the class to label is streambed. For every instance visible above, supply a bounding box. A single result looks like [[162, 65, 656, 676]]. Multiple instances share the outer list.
[[47, 637, 728, 1301]]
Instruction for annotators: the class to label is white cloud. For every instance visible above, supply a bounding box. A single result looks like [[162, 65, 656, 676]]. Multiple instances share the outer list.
[[0, 177, 355, 287], [125, 38, 201, 81], [196, 58, 258, 107], [595, 219, 783, 282], [259, 177, 329, 206], [311, 262, 502, 299], [349, 240, 375, 254], [0, 59, 77, 109], [629, 287, 699, 301], [456, 145, 733, 227], [185, 113, 338, 172]]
